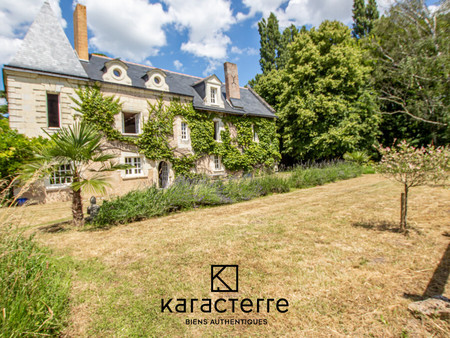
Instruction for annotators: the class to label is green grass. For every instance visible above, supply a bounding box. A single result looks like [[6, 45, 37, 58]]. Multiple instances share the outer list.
[[0, 229, 71, 337], [93, 162, 370, 228]]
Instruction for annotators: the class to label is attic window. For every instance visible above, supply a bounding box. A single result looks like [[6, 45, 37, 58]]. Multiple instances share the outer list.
[[113, 68, 122, 78], [211, 87, 217, 104], [154, 76, 161, 85]]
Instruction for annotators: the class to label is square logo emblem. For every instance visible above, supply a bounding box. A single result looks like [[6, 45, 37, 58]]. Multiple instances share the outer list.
[[211, 265, 238, 292]]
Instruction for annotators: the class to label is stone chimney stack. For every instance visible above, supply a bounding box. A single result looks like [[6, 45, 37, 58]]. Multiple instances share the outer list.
[[74, 4, 89, 60], [224, 62, 240, 100]]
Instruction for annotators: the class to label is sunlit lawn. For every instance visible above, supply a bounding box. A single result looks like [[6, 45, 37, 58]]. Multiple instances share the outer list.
[[4, 174, 449, 337]]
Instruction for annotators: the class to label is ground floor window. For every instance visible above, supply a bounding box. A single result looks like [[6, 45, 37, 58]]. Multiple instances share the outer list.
[[49, 164, 72, 185], [214, 155, 221, 171], [125, 157, 142, 176]]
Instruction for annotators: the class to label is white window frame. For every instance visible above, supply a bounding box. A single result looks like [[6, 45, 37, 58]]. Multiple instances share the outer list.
[[49, 164, 72, 187], [214, 155, 222, 171], [210, 87, 217, 104], [181, 121, 188, 140], [124, 157, 143, 177], [122, 112, 140, 135]]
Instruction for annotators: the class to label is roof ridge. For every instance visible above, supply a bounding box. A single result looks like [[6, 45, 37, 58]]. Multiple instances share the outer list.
[[90, 54, 203, 80]]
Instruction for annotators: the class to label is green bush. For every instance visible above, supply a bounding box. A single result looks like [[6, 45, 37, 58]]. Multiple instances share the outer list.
[[289, 162, 364, 189], [94, 162, 367, 228], [0, 230, 70, 336]]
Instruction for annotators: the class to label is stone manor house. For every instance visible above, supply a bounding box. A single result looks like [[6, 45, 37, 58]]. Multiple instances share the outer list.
[[2, 2, 277, 203]]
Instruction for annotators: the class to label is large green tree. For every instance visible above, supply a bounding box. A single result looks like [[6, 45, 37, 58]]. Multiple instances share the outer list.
[[258, 13, 281, 75], [249, 13, 299, 87], [276, 21, 379, 161], [371, 0, 449, 146], [352, 0, 379, 39]]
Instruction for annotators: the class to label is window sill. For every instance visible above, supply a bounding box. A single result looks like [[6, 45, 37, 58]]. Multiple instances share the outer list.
[[122, 174, 147, 180], [46, 184, 71, 191], [121, 133, 141, 137]]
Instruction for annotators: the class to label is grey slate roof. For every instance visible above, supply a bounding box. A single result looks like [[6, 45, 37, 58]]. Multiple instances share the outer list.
[[6, 1, 275, 119], [8, 1, 88, 78], [82, 55, 276, 119]]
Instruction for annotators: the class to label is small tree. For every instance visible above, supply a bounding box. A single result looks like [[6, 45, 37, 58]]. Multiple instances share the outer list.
[[21, 122, 128, 226], [377, 140, 449, 230]]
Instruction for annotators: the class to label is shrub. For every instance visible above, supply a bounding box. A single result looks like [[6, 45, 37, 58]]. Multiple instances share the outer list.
[[0, 230, 70, 336], [93, 162, 366, 227], [289, 162, 364, 188]]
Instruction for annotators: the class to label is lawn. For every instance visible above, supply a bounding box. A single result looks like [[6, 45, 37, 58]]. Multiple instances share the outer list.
[[4, 174, 450, 337]]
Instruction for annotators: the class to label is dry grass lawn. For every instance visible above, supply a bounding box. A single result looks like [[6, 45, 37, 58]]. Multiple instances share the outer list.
[[4, 174, 450, 337]]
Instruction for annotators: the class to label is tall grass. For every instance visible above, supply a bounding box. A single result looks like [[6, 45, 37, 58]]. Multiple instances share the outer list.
[[94, 162, 369, 227], [0, 229, 71, 336]]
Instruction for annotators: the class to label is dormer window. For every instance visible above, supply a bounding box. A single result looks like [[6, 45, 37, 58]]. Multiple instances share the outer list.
[[211, 87, 217, 104], [103, 59, 132, 85], [113, 68, 122, 78], [145, 69, 169, 91]]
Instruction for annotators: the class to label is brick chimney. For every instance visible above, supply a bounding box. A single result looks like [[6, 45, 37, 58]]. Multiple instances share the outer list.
[[73, 4, 89, 60], [224, 62, 240, 100]]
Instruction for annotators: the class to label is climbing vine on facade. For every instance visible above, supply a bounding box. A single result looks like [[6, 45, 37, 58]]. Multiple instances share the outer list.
[[73, 85, 280, 176]]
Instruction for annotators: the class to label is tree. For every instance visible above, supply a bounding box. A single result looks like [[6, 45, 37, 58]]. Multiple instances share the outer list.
[[249, 13, 300, 87], [352, 0, 379, 39], [277, 21, 380, 161], [0, 120, 48, 200], [21, 122, 127, 226], [258, 13, 281, 74], [377, 140, 449, 230], [0, 90, 7, 117], [371, 0, 449, 145]]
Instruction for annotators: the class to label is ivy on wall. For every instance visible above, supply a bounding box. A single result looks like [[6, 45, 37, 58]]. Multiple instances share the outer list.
[[73, 85, 280, 177]]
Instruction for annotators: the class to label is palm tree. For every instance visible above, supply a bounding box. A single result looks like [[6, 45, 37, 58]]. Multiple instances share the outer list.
[[22, 121, 128, 226]]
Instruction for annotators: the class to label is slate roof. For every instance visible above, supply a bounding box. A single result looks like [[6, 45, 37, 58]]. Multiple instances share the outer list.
[[5, 2, 275, 119], [8, 1, 88, 78], [82, 55, 276, 118]]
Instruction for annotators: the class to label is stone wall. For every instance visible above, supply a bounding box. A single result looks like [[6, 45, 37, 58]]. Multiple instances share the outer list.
[[5, 70, 228, 203]]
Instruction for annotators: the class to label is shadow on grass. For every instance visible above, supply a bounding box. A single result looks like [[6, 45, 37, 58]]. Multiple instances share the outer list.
[[352, 220, 422, 235], [352, 220, 403, 233], [403, 243, 450, 302]]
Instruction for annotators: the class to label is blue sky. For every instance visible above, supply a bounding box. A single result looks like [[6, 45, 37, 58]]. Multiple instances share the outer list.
[[0, 0, 441, 96]]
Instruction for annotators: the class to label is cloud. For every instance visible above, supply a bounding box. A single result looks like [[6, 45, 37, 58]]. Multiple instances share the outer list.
[[239, 0, 394, 28], [77, 0, 171, 62], [164, 0, 235, 60], [0, 0, 66, 66], [231, 46, 258, 55], [173, 59, 183, 70], [238, 0, 287, 22], [203, 59, 222, 76]]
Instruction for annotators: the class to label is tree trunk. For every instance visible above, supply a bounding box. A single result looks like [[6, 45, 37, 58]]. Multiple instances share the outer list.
[[72, 189, 84, 227], [404, 185, 408, 229], [400, 185, 409, 231]]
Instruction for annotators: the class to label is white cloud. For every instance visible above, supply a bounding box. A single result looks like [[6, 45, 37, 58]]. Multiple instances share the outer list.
[[0, 98, 6, 105], [231, 46, 258, 55], [203, 59, 222, 76], [77, 0, 171, 62], [164, 0, 236, 60], [240, 0, 394, 28], [173, 59, 183, 70], [0, 0, 66, 66], [238, 0, 287, 22]]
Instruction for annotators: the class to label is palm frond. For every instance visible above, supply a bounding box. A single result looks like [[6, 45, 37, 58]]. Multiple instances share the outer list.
[[71, 175, 111, 194]]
